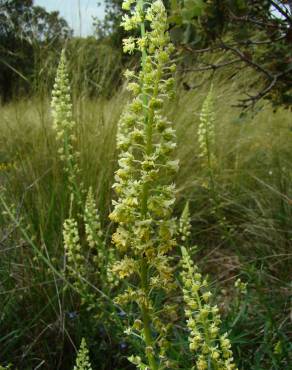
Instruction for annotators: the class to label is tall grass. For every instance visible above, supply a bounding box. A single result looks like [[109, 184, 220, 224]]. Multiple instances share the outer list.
[[0, 54, 291, 368]]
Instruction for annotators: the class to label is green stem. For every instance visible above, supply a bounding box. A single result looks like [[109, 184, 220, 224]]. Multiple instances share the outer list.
[[139, 0, 150, 218], [141, 258, 159, 370]]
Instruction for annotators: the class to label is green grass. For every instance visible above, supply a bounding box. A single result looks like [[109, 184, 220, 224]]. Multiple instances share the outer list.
[[0, 68, 291, 369]]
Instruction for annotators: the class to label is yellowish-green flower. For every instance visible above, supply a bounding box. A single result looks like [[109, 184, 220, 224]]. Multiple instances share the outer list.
[[234, 278, 248, 295], [84, 187, 103, 251], [179, 201, 191, 243], [198, 86, 215, 168], [73, 338, 92, 370], [83, 187, 118, 288], [63, 217, 84, 281], [122, 0, 135, 10], [0, 162, 16, 172], [51, 49, 82, 204], [181, 246, 237, 370], [110, 0, 177, 368], [63, 213, 95, 308]]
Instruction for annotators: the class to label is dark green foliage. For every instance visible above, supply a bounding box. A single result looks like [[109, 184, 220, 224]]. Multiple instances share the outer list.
[[169, 0, 292, 108], [0, 1, 125, 102], [0, 0, 71, 102]]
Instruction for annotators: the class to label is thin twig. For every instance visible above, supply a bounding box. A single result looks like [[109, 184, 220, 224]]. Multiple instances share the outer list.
[[182, 58, 241, 72], [235, 66, 292, 107], [221, 42, 273, 79]]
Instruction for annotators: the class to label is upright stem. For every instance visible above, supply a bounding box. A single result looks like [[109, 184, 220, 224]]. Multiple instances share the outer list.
[[139, 0, 150, 217], [141, 258, 159, 370], [138, 1, 159, 368]]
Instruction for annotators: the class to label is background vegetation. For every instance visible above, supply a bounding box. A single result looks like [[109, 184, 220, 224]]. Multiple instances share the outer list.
[[0, 0, 291, 369]]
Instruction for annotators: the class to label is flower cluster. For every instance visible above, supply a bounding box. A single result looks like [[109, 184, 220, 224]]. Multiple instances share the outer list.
[[109, 0, 178, 368], [180, 246, 237, 370], [234, 278, 248, 295], [0, 162, 16, 172], [84, 187, 117, 289], [63, 215, 95, 307], [73, 338, 92, 370], [110, 0, 177, 280], [84, 187, 103, 253], [51, 50, 82, 203], [179, 201, 191, 243], [63, 190, 108, 310], [198, 86, 215, 168], [52, 51, 111, 309]]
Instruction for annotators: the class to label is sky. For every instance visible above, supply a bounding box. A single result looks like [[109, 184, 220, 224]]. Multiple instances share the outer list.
[[34, 0, 106, 36]]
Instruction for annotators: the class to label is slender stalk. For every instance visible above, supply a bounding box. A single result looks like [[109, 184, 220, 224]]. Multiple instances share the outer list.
[[141, 258, 159, 370]]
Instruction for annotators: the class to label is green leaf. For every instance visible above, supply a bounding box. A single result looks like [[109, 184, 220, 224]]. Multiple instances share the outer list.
[[170, 0, 179, 12], [168, 14, 183, 26], [236, 0, 247, 10], [182, 0, 206, 21]]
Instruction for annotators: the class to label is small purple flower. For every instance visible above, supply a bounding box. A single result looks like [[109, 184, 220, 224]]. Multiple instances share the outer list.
[[119, 342, 127, 350], [117, 310, 127, 318], [67, 311, 78, 320]]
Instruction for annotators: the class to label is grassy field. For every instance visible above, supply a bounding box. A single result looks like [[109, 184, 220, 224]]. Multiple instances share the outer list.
[[0, 66, 291, 369]]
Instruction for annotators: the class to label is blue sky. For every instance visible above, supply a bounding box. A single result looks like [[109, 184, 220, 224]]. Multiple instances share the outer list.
[[34, 0, 106, 36]]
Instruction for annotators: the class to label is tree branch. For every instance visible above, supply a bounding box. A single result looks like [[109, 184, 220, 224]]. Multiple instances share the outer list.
[[181, 58, 241, 72], [234, 66, 292, 108], [220, 41, 274, 80], [229, 12, 286, 29]]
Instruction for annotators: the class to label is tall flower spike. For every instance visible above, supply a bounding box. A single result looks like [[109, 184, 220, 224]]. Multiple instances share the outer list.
[[84, 187, 103, 252], [180, 247, 237, 370], [109, 0, 177, 368], [73, 338, 93, 370], [198, 85, 215, 168], [84, 187, 115, 288], [179, 201, 191, 243], [51, 49, 83, 204], [63, 214, 95, 309]]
